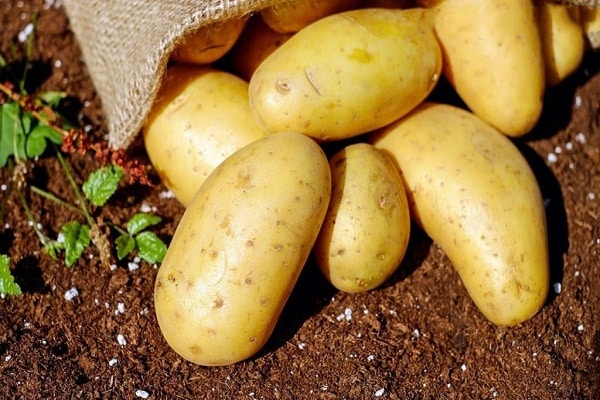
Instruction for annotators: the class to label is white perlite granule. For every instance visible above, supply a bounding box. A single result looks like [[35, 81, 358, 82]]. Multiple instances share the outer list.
[[117, 334, 127, 346], [64, 287, 79, 301]]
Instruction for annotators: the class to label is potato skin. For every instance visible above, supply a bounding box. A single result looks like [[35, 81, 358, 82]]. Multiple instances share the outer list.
[[228, 16, 294, 81], [371, 103, 549, 326], [171, 18, 247, 65], [314, 143, 411, 293], [261, 0, 361, 33], [431, 0, 545, 137], [535, 1, 585, 86], [249, 8, 442, 141], [143, 66, 266, 207], [154, 132, 331, 366]]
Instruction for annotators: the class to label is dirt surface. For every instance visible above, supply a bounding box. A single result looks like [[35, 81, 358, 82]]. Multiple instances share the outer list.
[[1, 1, 599, 399]]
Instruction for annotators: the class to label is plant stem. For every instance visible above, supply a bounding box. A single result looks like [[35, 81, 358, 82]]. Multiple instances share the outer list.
[[0, 82, 65, 136], [15, 177, 50, 247], [108, 221, 128, 236], [54, 147, 95, 228], [20, 11, 38, 95], [30, 185, 84, 216]]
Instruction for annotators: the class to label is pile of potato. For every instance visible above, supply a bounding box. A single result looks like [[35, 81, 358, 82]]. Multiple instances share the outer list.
[[144, 0, 599, 366]]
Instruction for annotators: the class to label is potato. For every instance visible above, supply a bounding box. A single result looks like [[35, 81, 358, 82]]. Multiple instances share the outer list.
[[171, 17, 247, 65], [535, 1, 585, 86], [314, 143, 411, 293], [143, 65, 267, 207], [249, 8, 442, 141], [371, 103, 549, 326], [430, 0, 545, 137], [228, 16, 294, 81], [154, 132, 331, 366], [260, 0, 361, 33]]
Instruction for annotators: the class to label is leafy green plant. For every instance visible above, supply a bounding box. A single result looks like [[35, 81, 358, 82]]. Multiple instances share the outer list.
[[115, 213, 168, 264], [0, 254, 22, 296], [0, 17, 164, 273], [0, 13, 65, 168], [33, 160, 167, 267]]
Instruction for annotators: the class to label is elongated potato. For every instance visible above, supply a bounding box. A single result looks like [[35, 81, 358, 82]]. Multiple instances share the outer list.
[[371, 103, 549, 326], [260, 0, 361, 33], [314, 143, 411, 293], [430, 0, 545, 137], [535, 1, 585, 86], [154, 132, 331, 366], [171, 18, 247, 65], [249, 8, 442, 141], [143, 66, 267, 207]]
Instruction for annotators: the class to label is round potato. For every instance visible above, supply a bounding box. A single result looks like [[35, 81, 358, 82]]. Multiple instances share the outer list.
[[249, 8, 442, 141], [260, 0, 361, 33], [314, 143, 411, 293], [154, 132, 331, 366], [171, 17, 247, 65], [371, 103, 549, 326], [143, 65, 267, 207], [535, 1, 585, 86], [430, 0, 545, 137]]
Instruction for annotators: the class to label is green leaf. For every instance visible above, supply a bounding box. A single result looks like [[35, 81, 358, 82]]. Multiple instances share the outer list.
[[33, 122, 62, 144], [60, 221, 90, 267], [0, 102, 21, 166], [115, 234, 135, 260], [82, 165, 123, 207], [0, 53, 6, 68], [38, 91, 66, 108], [0, 254, 22, 296], [135, 231, 167, 264], [127, 213, 162, 236], [25, 122, 62, 159], [43, 240, 64, 260]]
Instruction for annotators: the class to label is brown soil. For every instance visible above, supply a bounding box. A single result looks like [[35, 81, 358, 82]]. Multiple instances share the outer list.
[[1, 1, 599, 399]]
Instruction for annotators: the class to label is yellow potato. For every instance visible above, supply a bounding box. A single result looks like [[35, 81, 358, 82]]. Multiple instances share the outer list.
[[228, 16, 294, 81], [249, 8, 442, 141], [143, 65, 267, 207], [579, 6, 600, 49], [430, 0, 545, 137], [314, 143, 411, 293], [142, 65, 265, 206], [371, 103, 549, 326], [171, 18, 247, 65], [154, 132, 331, 366], [260, 0, 361, 33], [535, 1, 585, 86]]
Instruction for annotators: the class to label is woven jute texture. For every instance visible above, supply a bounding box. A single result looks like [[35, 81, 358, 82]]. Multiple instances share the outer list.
[[63, 0, 279, 149]]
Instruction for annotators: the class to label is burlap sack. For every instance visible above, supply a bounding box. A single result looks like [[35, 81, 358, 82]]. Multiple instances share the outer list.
[[63, 0, 281, 149], [64, 0, 598, 150]]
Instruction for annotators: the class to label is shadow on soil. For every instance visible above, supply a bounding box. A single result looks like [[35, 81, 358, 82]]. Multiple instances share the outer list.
[[529, 51, 600, 141], [257, 255, 337, 357], [13, 255, 51, 294], [517, 143, 569, 307]]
